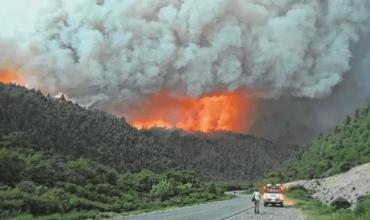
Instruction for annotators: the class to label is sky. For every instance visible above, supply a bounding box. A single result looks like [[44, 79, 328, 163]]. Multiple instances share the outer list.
[[0, 0, 48, 36]]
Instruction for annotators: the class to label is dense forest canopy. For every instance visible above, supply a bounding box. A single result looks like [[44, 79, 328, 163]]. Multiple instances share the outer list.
[[271, 101, 370, 181], [0, 83, 300, 182]]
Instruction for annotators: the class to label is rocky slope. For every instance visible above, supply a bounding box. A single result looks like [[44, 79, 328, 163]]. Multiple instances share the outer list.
[[286, 163, 370, 208]]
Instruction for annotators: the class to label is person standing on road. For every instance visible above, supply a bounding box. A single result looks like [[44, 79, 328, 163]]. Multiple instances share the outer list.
[[252, 190, 261, 214]]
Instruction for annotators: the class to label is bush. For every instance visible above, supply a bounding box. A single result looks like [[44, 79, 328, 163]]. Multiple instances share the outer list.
[[331, 197, 351, 210], [8, 210, 98, 220], [0, 148, 26, 185], [132, 170, 162, 193], [66, 159, 99, 185], [67, 196, 108, 212], [287, 185, 313, 200], [355, 196, 370, 215], [287, 185, 370, 220], [0, 147, 227, 218], [176, 183, 192, 196], [150, 179, 175, 201], [17, 181, 35, 193], [25, 189, 64, 215]]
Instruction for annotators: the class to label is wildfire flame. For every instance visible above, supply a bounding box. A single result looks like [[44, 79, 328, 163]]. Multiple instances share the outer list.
[[0, 68, 25, 85], [128, 91, 256, 133], [0, 67, 256, 133]]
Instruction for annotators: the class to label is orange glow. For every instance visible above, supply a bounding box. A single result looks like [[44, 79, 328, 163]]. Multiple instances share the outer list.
[[128, 91, 256, 133], [0, 68, 25, 85]]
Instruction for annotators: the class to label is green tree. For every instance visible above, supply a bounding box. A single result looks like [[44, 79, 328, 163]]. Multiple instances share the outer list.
[[0, 148, 26, 185]]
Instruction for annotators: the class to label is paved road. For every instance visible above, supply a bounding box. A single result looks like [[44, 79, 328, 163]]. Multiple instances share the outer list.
[[117, 193, 304, 220]]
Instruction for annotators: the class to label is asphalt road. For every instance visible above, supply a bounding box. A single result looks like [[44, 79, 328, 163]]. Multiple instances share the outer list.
[[117, 193, 304, 220]]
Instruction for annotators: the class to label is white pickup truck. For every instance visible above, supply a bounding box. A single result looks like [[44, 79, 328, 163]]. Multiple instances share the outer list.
[[263, 184, 285, 207]]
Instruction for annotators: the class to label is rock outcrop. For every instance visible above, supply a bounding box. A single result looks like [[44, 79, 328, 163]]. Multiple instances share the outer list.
[[286, 163, 370, 208]]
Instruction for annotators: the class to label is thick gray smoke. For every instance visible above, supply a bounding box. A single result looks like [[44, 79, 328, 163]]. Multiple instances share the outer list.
[[1, 0, 370, 143], [20, 0, 370, 102], [251, 35, 370, 144]]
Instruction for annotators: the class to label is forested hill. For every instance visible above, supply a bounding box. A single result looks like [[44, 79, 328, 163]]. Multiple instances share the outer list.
[[0, 83, 300, 182], [273, 101, 370, 181], [144, 129, 300, 182]]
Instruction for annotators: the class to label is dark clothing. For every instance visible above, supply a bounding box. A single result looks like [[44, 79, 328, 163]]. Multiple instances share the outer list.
[[254, 200, 260, 213], [252, 191, 260, 214]]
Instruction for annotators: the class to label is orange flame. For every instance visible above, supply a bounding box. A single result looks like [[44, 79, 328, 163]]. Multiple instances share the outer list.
[[128, 91, 256, 133], [0, 68, 25, 85]]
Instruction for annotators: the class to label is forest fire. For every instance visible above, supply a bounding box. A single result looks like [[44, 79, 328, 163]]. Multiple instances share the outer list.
[[128, 91, 256, 133], [0, 68, 25, 85]]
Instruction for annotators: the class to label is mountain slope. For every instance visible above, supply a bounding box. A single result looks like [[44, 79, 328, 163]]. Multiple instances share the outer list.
[[286, 162, 370, 207], [273, 101, 370, 181], [0, 83, 300, 182], [0, 145, 228, 219], [144, 129, 300, 182]]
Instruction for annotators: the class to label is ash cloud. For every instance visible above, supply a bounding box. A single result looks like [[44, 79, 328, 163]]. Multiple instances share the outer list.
[[1, 0, 370, 143], [251, 34, 370, 144], [22, 0, 370, 102]]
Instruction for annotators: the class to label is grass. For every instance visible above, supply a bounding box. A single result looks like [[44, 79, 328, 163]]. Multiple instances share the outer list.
[[7, 194, 235, 220], [7, 210, 105, 220], [287, 186, 370, 220]]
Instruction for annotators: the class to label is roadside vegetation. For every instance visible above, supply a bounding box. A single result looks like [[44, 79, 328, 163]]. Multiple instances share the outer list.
[[0, 145, 231, 220], [263, 102, 370, 219], [287, 186, 370, 220], [269, 101, 370, 181]]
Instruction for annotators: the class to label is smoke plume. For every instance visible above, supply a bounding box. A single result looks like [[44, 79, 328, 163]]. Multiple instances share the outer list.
[[1, 0, 370, 143]]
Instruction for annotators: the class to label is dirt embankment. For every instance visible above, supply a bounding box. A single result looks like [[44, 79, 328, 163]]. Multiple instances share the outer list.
[[285, 163, 370, 208]]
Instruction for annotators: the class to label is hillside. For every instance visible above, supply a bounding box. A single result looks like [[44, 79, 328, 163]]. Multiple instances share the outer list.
[[143, 129, 300, 182], [0, 83, 300, 182], [0, 144, 229, 219], [272, 101, 370, 181], [286, 163, 370, 207]]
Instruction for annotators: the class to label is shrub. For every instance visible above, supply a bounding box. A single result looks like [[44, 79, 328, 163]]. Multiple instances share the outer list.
[[176, 183, 192, 196], [132, 170, 162, 193], [66, 159, 98, 185], [0, 147, 227, 218], [355, 196, 370, 215], [0, 148, 26, 185], [150, 179, 175, 201], [0, 188, 28, 216], [7, 211, 98, 220], [331, 197, 351, 210], [17, 181, 35, 193]]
